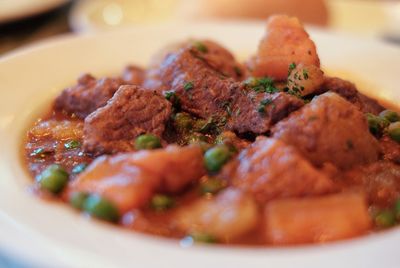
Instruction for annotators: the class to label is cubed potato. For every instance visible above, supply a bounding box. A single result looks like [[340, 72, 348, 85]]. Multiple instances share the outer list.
[[69, 154, 158, 213], [264, 192, 372, 245], [175, 188, 259, 241], [130, 145, 205, 193]]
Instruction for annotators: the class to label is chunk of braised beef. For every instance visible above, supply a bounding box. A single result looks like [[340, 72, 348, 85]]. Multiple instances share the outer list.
[[272, 92, 381, 170], [380, 134, 400, 164], [318, 77, 384, 115], [344, 161, 400, 207], [54, 74, 125, 119], [83, 85, 171, 155], [122, 65, 145, 85], [227, 91, 304, 134], [221, 137, 334, 204], [145, 44, 302, 134]]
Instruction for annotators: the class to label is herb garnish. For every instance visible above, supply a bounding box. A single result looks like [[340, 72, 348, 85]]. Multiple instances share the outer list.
[[288, 62, 297, 75], [244, 77, 279, 93], [184, 81, 194, 91], [257, 98, 273, 114], [164, 91, 181, 108], [193, 41, 208, 53]]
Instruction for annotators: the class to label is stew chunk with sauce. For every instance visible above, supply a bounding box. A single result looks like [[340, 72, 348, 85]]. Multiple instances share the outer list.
[[24, 15, 400, 246]]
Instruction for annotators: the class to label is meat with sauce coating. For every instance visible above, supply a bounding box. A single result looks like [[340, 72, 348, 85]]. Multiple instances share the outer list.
[[221, 137, 334, 204], [273, 92, 381, 170], [83, 85, 171, 155]]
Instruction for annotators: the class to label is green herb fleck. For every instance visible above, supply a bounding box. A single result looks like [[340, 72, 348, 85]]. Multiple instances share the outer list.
[[288, 62, 297, 75], [184, 81, 194, 91], [193, 41, 208, 53], [64, 140, 81, 150], [30, 148, 53, 158], [164, 91, 181, 108], [257, 98, 273, 114], [244, 77, 279, 93], [302, 69, 309, 80]]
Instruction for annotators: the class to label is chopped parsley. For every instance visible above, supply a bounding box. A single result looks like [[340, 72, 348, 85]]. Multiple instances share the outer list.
[[193, 41, 208, 53], [64, 140, 81, 150], [244, 77, 279, 93], [164, 91, 181, 108], [257, 98, 273, 114], [183, 81, 194, 91], [302, 69, 309, 80], [288, 62, 297, 75]]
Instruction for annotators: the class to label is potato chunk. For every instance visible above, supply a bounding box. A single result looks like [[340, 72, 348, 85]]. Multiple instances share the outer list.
[[175, 188, 259, 241], [250, 15, 320, 80], [70, 145, 205, 213], [264, 192, 372, 245], [69, 154, 158, 213], [129, 145, 205, 193]]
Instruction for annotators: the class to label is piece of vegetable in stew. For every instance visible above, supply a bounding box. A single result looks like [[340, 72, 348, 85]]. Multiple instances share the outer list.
[[24, 15, 400, 247]]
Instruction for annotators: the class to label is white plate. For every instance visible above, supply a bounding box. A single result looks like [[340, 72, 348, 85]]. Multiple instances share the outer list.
[[0, 0, 69, 24], [0, 22, 399, 268]]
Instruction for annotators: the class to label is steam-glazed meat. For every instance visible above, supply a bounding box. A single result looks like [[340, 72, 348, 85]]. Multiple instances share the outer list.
[[273, 92, 381, 169], [221, 137, 334, 204], [319, 77, 384, 114], [227, 91, 304, 134], [145, 39, 244, 90], [83, 85, 171, 155], [54, 74, 125, 119], [122, 65, 145, 85], [145, 44, 303, 134], [249, 15, 320, 80], [344, 161, 400, 207], [380, 135, 400, 164]]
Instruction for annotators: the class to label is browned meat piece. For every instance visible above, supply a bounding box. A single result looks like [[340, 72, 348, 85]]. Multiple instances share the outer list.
[[380, 135, 400, 164], [145, 39, 244, 89], [319, 77, 384, 114], [145, 44, 303, 134], [122, 65, 145, 85], [272, 92, 381, 170], [344, 161, 400, 207], [54, 74, 125, 119], [83, 85, 171, 155], [227, 91, 304, 133], [221, 137, 334, 204]]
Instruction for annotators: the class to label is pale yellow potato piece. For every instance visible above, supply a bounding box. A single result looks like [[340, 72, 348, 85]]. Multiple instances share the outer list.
[[264, 192, 372, 245]]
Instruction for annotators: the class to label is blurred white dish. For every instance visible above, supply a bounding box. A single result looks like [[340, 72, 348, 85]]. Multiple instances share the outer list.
[[0, 0, 69, 24], [0, 22, 399, 268]]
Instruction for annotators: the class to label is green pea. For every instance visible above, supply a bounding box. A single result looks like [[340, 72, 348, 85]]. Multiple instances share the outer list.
[[64, 140, 81, 150], [150, 194, 175, 211], [175, 113, 193, 131], [134, 134, 162, 150], [189, 232, 217, 243], [366, 113, 389, 135], [69, 192, 89, 210], [388, 122, 400, 143], [200, 178, 226, 195], [379, 110, 400, 123], [83, 194, 119, 222], [394, 199, 400, 220], [36, 164, 69, 194], [71, 163, 88, 175], [375, 210, 396, 228], [204, 145, 232, 173]]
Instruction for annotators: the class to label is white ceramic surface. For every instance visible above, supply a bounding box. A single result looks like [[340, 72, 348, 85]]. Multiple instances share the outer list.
[[0, 22, 399, 268], [0, 0, 69, 24]]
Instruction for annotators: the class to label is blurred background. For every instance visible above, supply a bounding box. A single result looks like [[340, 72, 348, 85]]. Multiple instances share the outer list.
[[0, 0, 400, 56]]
